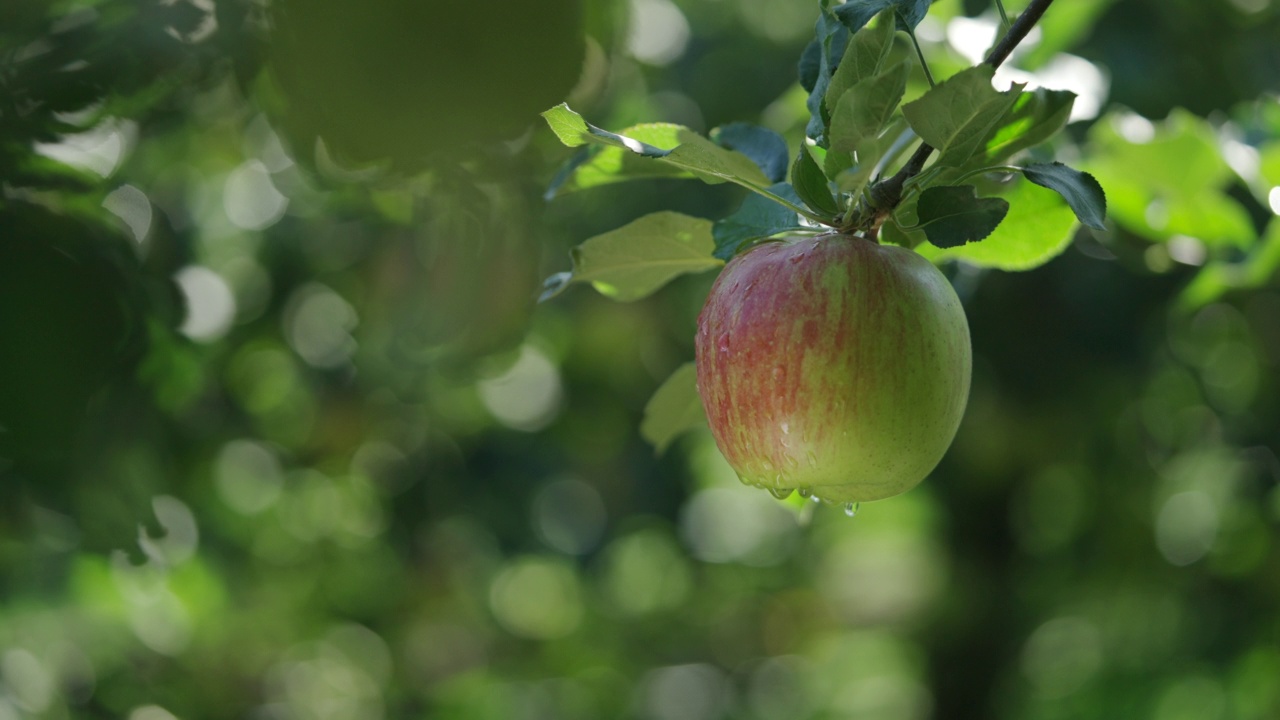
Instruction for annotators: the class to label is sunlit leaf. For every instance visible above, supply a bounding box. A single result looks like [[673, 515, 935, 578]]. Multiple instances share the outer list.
[[1082, 109, 1254, 248], [550, 123, 693, 195], [901, 65, 1023, 168], [978, 88, 1076, 165], [915, 180, 1078, 269], [541, 104, 770, 190], [1179, 218, 1280, 309]]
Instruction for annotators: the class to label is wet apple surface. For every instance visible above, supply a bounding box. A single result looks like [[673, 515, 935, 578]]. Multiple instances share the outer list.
[[696, 234, 971, 503]]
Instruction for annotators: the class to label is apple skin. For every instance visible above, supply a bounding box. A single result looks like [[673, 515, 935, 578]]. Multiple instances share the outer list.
[[695, 234, 971, 503]]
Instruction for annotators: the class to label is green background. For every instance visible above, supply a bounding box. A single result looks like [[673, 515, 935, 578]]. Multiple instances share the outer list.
[[1, 1, 1279, 718]]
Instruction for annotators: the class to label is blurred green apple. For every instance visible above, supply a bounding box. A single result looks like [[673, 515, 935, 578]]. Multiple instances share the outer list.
[[264, 0, 585, 170], [695, 234, 971, 504]]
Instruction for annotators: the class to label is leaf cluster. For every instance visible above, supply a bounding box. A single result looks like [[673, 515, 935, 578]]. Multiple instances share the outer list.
[[539, 0, 1111, 452]]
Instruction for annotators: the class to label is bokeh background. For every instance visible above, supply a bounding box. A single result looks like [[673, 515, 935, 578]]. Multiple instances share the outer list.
[[2, 1, 1280, 719]]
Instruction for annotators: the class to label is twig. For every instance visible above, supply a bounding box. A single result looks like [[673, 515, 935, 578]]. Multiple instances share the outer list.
[[995, 0, 1011, 32], [867, 0, 1057, 215], [906, 29, 936, 88]]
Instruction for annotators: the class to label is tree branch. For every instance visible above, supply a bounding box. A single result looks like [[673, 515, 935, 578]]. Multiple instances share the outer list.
[[867, 0, 1057, 217]]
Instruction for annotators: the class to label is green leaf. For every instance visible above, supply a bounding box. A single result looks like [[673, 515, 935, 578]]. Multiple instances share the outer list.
[[543, 103, 647, 151], [978, 88, 1076, 165], [792, 146, 840, 217], [549, 123, 692, 195], [541, 104, 771, 190], [1256, 140, 1280, 187], [569, 212, 722, 302], [1179, 219, 1280, 310], [915, 180, 1079, 270], [640, 362, 706, 454], [826, 61, 910, 176], [901, 65, 1023, 168], [834, 0, 931, 33], [882, 217, 928, 249], [1021, 162, 1107, 231], [712, 123, 790, 184], [825, 8, 895, 113], [713, 184, 807, 260], [834, 117, 908, 198], [666, 138, 773, 187], [1081, 110, 1254, 249], [917, 185, 1010, 248], [799, 40, 823, 93]]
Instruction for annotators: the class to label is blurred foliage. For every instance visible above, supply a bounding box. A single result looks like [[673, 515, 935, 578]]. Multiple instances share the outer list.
[[1, 1, 1279, 720]]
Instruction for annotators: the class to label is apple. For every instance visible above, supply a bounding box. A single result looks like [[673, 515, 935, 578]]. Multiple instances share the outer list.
[[695, 234, 971, 504], [263, 0, 585, 170]]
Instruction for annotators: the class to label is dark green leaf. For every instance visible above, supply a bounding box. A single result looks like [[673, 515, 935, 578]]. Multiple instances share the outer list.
[[826, 61, 909, 176], [917, 185, 1010, 248], [804, 11, 851, 145], [1021, 162, 1107, 231], [640, 362, 707, 454], [545, 147, 594, 199], [713, 123, 790, 184], [791, 147, 840, 218], [833, 0, 930, 33], [713, 184, 807, 260], [799, 40, 822, 92], [914, 180, 1078, 269], [881, 217, 928, 249], [901, 66, 1023, 168]]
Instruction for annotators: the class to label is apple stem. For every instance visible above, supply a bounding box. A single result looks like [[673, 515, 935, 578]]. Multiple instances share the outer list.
[[865, 0, 1058, 218]]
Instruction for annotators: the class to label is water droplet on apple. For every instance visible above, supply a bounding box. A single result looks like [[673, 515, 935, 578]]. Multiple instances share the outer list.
[[780, 421, 790, 435], [761, 459, 775, 472], [768, 487, 793, 500], [844, 502, 860, 518], [797, 487, 811, 499], [810, 495, 821, 504], [805, 450, 818, 468]]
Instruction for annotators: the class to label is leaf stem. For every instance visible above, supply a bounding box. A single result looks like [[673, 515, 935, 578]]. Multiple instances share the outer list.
[[994, 0, 1011, 32], [950, 164, 1022, 184], [742, 181, 833, 226], [906, 29, 936, 88], [867, 0, 1057, 214]]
